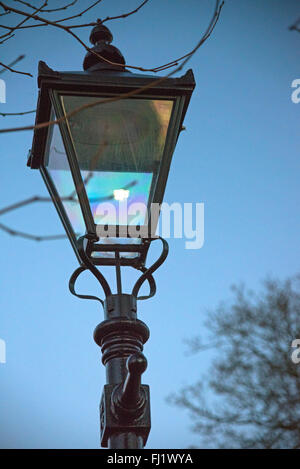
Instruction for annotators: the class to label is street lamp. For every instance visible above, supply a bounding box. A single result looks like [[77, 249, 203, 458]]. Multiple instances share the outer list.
[[28, 22, 195, 449]]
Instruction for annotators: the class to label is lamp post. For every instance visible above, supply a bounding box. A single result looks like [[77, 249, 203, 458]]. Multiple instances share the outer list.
[[28, 22, 195, 449]]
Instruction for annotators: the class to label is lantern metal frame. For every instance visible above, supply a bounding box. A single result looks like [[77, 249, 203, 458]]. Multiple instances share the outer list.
[[28, 61, 195, 269]]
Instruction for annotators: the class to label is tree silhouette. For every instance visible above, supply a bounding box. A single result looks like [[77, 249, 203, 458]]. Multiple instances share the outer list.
[[169, 277, 300, 448]]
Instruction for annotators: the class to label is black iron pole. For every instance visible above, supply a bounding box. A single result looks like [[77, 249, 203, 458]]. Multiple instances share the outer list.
[[94, 293, 151, 449]]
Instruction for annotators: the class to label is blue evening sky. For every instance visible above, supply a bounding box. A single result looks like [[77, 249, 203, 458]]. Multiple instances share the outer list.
[[0, 0, 299, 448]]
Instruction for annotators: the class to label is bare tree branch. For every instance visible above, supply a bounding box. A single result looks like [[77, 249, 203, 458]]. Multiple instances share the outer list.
[[0, 194, 71, 241], [0, 195, 53, 216], [0, 221, 68, 241], [102, 0, 149, 23], [15, 0, 79, 14], [0, 0, 103, 32], [5, 0, 147, 29], [0, 53, 25, 74], [0, 0, 48, 42], [0, 109, 36, 117], [0, 1, 152, 72], [0, 7, 9, 17], [0, 0, 223, 76], [0, 0, 224, 134], [0, 60, 32, 76], [51, 0, 103, 24]]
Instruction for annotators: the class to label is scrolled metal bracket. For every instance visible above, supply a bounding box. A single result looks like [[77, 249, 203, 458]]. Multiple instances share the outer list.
[[132, 237, 169, 301], [68, 234, 112, 306], [69, 235, 169, 306]]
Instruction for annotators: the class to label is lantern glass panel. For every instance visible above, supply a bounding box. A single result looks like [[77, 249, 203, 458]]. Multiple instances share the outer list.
[[60, 94, 173, 228], [44, 118, 86, 237]]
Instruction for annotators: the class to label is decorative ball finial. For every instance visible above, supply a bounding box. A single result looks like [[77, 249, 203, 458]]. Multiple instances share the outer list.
[[83, 22, 126, 72], [89, 22, 113, 45]]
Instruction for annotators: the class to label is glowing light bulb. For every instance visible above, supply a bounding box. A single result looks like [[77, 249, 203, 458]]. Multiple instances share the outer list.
[[113, 189, 130, 201]]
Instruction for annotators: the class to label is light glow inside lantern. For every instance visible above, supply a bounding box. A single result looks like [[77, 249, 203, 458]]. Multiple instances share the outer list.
[[113, 189, 130, 201]]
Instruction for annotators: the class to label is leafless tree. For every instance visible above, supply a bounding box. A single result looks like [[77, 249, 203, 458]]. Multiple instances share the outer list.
[[169, 276, 300, 448]]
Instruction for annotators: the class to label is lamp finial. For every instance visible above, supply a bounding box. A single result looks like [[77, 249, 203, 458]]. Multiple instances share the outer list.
[[83, 22, 126, 72]]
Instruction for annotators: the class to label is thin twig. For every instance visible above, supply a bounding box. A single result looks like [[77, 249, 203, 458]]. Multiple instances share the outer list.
[[0, 0, 48, 42], [0, 32, 15, 44], [0, 109, 36, 117], [0, 196, 52, 216], [0, 60, 32, 76], [0, 54, 25, 74], [0, 195, 69, 241], [102, 0, 149, 23], [15, 0, 78, 13], [52, 0, 103, 23], [0, 222, 68, 241], [43, 0, 78, 13]]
